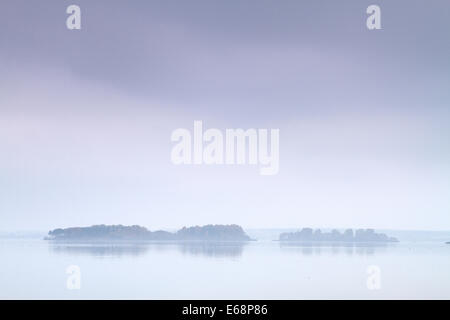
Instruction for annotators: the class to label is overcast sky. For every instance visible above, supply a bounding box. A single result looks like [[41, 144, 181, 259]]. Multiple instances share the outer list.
[[1, 0, 449, 231]]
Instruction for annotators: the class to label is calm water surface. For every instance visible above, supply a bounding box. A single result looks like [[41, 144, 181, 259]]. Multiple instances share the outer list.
[[1, 237, 449, 299]]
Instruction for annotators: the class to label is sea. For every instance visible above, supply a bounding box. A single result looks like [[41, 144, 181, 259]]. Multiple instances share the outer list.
[[0, 229, 449, 299]]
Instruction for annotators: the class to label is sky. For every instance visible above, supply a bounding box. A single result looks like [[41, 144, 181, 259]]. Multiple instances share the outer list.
[[1, 0, 449, 232]]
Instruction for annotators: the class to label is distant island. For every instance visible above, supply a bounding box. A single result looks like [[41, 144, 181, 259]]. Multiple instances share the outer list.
[[279, 228, 398, 242], [45, 224, 252, 242]]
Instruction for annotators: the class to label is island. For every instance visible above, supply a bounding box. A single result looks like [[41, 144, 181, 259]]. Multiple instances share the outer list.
[[45, 224, 252, 242], [279, 228, 398, 242]]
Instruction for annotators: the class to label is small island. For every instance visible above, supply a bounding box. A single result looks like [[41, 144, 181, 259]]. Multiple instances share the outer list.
[[45, 224, 252, 242], [279, 228, 398, 243]]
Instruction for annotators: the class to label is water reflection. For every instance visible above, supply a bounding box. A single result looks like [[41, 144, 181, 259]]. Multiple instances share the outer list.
[[279, 241, 396, 255], [48, 241, 247, 258], [177, 241, 246, 257], [48, 241, 396, 258], [49, 242, 151, 257]]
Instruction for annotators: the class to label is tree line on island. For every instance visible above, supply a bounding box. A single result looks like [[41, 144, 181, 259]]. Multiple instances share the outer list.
[[46, 224, 252, 241], [45, 224, 399, 242], [279, 228, 398, 242]]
